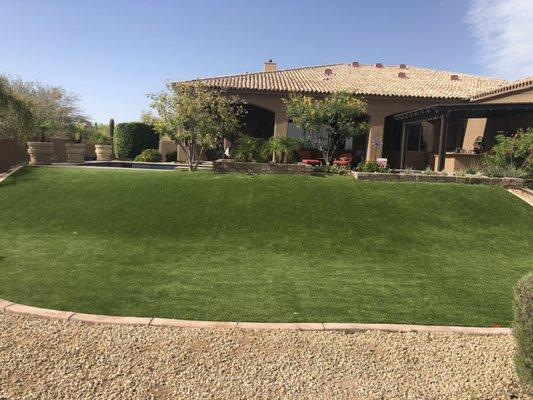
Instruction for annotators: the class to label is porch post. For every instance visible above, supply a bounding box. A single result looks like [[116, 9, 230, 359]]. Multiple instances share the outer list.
[[399, 122, 407, 169], [437, 113, 449, 171]]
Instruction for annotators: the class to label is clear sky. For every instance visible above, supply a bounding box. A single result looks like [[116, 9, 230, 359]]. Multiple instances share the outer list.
[[1, 0, 532, 123]]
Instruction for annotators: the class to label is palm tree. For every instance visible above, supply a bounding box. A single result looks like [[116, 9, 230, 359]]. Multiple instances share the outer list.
[[0, 76, 32, 128]]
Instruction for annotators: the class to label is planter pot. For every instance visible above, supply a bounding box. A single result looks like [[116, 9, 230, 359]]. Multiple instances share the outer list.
[[95, 144, 113, 161], [27, 141, 54, 165], [65, 143, 86, 163]]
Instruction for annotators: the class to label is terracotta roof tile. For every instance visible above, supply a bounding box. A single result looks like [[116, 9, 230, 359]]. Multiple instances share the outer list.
[[178, 63, 509, 100], [471, 76, 533, 101]]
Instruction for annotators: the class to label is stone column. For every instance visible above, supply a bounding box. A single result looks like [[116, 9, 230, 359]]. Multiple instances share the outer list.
[[274, 111, 289, 137], [365, 116, 385, 161]]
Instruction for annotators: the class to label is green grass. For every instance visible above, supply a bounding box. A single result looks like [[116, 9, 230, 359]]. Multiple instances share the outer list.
[[0, 166, 532, 326]]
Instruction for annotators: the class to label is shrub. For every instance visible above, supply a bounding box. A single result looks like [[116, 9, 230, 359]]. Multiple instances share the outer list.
[[165, 150, 177, 162], [262, 137, 297, 163], [356, 161, 390, 173], [134, 149, 161, 162], [514, 272, 533, 391], [482, 128, 533, 177], [113, 122, 159, 160], [233, 136, 265, 162], [483, 162, 528, 178]]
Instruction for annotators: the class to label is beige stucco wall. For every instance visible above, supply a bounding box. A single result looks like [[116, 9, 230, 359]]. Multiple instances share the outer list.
[[228, 90, 452, 161]]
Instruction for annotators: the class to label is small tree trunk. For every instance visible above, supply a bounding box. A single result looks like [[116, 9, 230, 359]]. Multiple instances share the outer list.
[[189, 142, 194, 172]]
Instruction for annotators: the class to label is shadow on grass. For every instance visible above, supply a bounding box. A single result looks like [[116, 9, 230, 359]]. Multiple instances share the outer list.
[[0, 166, 36, 187]]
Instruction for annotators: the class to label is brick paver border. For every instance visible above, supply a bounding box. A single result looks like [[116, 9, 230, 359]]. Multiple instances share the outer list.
[[0, 298, 512, 335]]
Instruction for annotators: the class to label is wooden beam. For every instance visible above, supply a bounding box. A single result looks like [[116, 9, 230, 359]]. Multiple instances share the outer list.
[[399, 123, 407, 169], [437, 113, 449, 172]]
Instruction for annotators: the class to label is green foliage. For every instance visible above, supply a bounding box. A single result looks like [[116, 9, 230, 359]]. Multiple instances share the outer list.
[[149, 82, 246, 170], [0, 75, 86, 141], [284, 92, 370, 164], [514, 272, 533, 391], [262, 136, 298, 163], [313, 164, 347, 174], [0, 76, 32, 132], [165, 150, 177, 162], [483, 128, 533, 177], [423, 166, 438, 175], [233, 136, 264, 162], [113, 122, 159, 160], [134, 148, 162, 162], [356, 161, 390, 173], [66, 121, 92, 143]]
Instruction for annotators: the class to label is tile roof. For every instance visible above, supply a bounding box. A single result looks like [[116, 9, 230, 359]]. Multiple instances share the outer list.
[[179, 63, 509, 100], [470, 76, 533, 101]]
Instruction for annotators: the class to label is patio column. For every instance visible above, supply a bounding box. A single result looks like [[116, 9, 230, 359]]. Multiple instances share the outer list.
[[399, 122, 408, 169], [437, 113, 449, 171], [273, 111, 289, 137], [365, 116, 385, 161]]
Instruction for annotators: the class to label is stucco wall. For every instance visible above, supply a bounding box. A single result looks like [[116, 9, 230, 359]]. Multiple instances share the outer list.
[[0, 139, 27, 173], [228, 89, 453, 161]]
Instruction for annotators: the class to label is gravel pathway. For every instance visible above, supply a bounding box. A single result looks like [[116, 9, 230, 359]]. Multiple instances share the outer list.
[[0, 313, 527, 399]]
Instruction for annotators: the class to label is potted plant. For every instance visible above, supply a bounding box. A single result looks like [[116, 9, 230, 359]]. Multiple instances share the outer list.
[[92, 132, 113, 161], [27, 125, 54, 165], [65, 121, 88, 163]]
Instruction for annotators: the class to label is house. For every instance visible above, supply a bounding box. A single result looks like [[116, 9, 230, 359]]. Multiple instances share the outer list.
[[179, 61, 533, 171]]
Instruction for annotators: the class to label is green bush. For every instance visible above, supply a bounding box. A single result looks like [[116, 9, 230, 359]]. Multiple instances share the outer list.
[[165, 150, 177, 162], [262, 136, 297, 163], [134, 149, 161, 162], [233, 136, 265, 162], [356, 161, 390, 173], [482, 128, 533, 178], [113, 122, 159, 160], [514, 272, 533, 391]]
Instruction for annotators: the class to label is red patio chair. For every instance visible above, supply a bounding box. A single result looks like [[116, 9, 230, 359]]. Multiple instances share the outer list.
[[298, 149, 321, 165], [332, 153, 352, 167]]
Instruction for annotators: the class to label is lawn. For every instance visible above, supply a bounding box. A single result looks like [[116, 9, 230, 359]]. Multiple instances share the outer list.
[[0, 166, 531, 326]]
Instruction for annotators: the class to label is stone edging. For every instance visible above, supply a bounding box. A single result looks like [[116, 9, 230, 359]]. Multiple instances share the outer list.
[[507, 187, 533, 206], [0, 164, 24, 184], [352, 171, 528, 187], [0, 299, 512, 335], [213, 160, 313, 175]]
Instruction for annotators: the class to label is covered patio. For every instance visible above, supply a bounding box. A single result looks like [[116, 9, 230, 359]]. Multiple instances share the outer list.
[[394, 102, 533, 171]]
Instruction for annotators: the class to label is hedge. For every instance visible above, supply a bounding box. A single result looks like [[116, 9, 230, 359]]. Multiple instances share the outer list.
[[514, 272, 533, 391], [113, 122, 159, 160], [134, 148, 161, 162]]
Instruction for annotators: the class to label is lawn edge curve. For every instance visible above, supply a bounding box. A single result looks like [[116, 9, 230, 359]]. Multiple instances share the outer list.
[[0, 298, 512, 335]]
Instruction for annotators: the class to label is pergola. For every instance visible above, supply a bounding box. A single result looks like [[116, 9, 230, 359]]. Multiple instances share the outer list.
[[394, 102, 533, 171]]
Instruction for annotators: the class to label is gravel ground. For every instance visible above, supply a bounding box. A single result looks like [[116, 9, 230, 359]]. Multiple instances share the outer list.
[[0, 313, 528, 400]]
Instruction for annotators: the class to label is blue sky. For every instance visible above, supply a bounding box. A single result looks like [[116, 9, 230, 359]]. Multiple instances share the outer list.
[[1, 0, 532, 123]]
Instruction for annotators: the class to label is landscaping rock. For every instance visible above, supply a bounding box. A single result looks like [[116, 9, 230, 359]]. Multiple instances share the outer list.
[[0, 313, 528, 399]]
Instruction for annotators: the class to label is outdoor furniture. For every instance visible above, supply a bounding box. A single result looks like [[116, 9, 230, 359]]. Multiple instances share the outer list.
[[332, 153, 352, 166], [298, 149, 321, 165]]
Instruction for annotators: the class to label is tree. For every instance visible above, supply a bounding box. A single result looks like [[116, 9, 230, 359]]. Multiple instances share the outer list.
[[149, 82, 246, 170], [284, 92, 370, 164], [0, 76, 86, 141], [0, 76, 32, 133]]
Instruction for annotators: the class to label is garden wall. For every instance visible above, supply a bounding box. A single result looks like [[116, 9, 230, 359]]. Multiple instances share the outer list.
[[352, 171, 528, 188], [0, 139, 27, 173], [213, 160, 313, 174]]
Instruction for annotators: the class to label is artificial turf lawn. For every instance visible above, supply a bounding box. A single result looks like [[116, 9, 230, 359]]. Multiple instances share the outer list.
[[0, 166, 531, 326]]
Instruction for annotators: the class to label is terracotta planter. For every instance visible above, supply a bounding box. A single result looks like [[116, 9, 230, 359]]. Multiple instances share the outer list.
[[65, 143, 86, 163], [27, 141, 54, 165], [95, 144, 113, 161]]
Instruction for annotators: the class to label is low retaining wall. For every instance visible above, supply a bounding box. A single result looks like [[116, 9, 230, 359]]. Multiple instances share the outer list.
[[352, 171, 528, 187], [213, 160, 313, 174]]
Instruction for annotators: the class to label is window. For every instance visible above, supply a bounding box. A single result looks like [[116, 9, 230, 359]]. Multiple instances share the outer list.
[[406, 123, 427, 152]]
